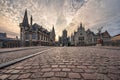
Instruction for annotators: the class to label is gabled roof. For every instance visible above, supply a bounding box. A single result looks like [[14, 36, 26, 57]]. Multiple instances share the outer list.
[[31, 23, 50, 34], [32, 23, 39, 31], [101, 30, 111, 37], [86, 29, 95, 36]]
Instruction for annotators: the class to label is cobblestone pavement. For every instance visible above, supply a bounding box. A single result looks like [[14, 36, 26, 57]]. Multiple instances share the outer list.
[[0, 47, 120, 80], [0, 46, 50, 64]]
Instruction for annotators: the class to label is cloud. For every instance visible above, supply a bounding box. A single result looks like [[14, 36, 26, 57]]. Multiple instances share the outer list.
[[66, 0, 120, 36], [0, 0, 120, 40]]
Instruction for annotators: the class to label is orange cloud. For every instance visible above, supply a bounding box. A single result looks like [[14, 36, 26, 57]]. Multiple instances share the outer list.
[[0, 15, 20, 38]]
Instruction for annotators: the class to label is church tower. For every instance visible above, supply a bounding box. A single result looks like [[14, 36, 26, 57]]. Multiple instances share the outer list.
[[19, 9, 29, 46], [50, 25, 56, 43], [29, 15, 33, 46], [22, 9, 29, 28]]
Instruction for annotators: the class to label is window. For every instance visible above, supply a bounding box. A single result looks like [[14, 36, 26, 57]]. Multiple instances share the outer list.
[[79, 37, 84, 41], [32, 33, 36, 39], [80, 33, 82, 35]]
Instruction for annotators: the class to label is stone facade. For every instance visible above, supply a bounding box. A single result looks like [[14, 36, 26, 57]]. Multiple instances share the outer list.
[[59, 29, 69, 46], [0, 33, 20, 48], [19, 9, 55, 46], [71, 23, 111, 46]]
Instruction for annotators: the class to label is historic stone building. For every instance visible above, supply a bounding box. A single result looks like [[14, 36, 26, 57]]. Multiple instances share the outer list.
[[0, 33, 20, 48], [19, 9, 55, 46], [59, 29, 70, 46], [71, 23, 111, 46]]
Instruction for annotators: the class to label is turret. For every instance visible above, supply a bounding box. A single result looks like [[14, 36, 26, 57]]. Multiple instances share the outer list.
[[30, 15, 33, 26], [22, 9, 29, 27], [52, 25, 56, 41], [50, 25, 56, 41]]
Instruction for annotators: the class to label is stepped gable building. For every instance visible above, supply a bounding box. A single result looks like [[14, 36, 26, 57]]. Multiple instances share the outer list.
[[71, 23, 111, 46], [19, 9, 55, 46]]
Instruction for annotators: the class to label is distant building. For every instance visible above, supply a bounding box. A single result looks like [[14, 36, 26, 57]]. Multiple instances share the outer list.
[[111, 34, 120, 42], [0, 33, 6, 38], [59, 29, 70, 46], [111, 34, 120, 46], [19, 9, 56, 46], [71, 23, 111, 46], [0, 33, 20, 48]]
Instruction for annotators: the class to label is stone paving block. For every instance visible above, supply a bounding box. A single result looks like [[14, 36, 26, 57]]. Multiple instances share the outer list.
[[107, 74, 120, 80], [10, 70, 20, 74], [59, 65, 66, 68], [62, 68, 71, 72], [30, 69, 39, 73], [41, 65, 51, 68], [51, 65, 58, 68], [23, 66, 31, 69], [81, 73, 110, 80], [58, 63, 64, 65], [0, 74, 9, 79], [68, 73, 81, 79], [52, 68, 61, 71], [8, 74, 19, 79], [18, 73, 31, 79], [42, 72, 54, 78], [4, 69, 13, 73], [87, 66, 97, 69], [41, 68, 52, 72], [31, 66, 40, 69], [15, 66, 24, 70], [30, 72, 43, 78], [63, 61, 69, 63], [72, 68, 84, 73], [84, 69, 96, 73], [55, 72, 67, 77], [67, 65, 76, 68], [20, 69, 32, 73]]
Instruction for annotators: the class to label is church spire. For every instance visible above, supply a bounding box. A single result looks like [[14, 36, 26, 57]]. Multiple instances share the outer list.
[[80, 22, 82, 29], [30, 15, 33, 26], [52, 25, 55, 35], [52, 25, 55, 38], [50, 25, 56, 41], [22, 9, 29, 27]]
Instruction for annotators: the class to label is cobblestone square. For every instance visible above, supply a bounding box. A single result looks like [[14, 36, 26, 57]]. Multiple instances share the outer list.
[[0, 47, 120, 80]]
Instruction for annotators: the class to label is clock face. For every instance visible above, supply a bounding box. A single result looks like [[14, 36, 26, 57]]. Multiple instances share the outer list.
[[24, 26, 29, 31]]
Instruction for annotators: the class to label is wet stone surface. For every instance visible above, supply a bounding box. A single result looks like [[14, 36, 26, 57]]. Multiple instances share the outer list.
[[0, 47, 120, 80]]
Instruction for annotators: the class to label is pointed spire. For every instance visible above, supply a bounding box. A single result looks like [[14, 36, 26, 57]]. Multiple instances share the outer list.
[[50, 25, 56, 41], [80, 22, 82, 29], [22, 9, 29, 27], [52, 25, 55, 32], [52, 25, 55, 36], [30, 15, 33, 26]]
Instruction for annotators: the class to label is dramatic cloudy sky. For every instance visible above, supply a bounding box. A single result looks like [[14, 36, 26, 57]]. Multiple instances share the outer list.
[[0, 0, 120, 40]]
